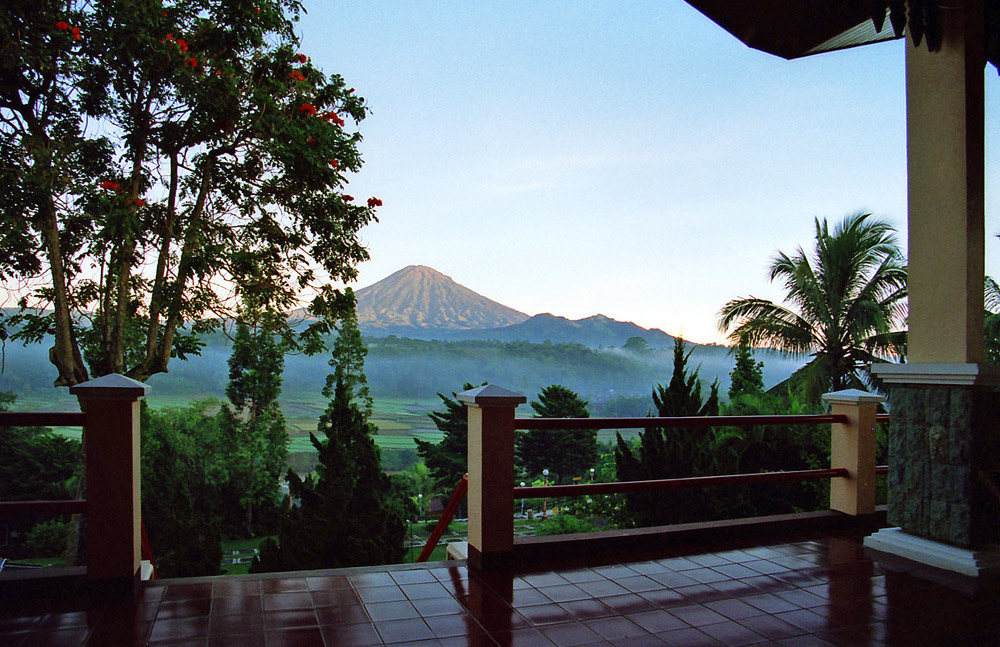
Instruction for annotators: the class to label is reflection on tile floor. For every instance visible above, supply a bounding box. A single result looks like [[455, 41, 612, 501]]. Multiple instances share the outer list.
[[2, 528, 998, 646]]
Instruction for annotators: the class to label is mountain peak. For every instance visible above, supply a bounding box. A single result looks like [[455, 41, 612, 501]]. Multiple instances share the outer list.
[[355, 266, 529, 331]]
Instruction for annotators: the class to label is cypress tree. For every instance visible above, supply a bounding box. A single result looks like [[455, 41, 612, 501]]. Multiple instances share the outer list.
[[220, 317, 288, 536], [252, 296, 404, 572], [615, 337, 721, 527], [728, 342, 764, 400]]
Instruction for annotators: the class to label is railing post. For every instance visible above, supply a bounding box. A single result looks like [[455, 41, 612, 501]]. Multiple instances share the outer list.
[[458, 384, 525, 570], [822, 389, 884, 516], [70, 373, 150, 595]]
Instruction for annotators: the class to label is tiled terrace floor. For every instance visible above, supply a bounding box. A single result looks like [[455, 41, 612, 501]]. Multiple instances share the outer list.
[[1, 527, 997, 646]]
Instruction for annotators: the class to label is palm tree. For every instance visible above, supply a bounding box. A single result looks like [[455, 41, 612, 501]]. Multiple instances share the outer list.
[[718, 213, 907, 398]]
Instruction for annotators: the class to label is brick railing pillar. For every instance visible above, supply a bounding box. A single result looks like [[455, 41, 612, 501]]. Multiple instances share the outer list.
[[70, 373, 150, 594], [458, 384, 525, 570], [822, 389, 884, 516]]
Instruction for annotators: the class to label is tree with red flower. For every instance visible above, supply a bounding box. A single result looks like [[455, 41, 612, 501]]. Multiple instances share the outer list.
[[2, 0, 377, 395]]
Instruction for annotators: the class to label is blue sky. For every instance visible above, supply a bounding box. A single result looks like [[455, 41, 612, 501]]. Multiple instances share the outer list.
[[302, 1, 1000, 344]]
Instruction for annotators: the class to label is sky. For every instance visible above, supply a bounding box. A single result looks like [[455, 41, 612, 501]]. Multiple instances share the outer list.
[[300, 1, 1000, 345]]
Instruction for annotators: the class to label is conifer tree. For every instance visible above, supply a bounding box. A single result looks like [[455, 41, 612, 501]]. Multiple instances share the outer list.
[[219, 314, 288, 536], [251, 299, 404, 572], [614, 337, 720, 526], [414, 384, 478, 494], [727, 342, 764, 400], [516, 385, 595, 484]]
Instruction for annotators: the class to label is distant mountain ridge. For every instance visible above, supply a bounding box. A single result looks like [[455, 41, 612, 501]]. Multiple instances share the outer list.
[[355, 265, 529, 331], [355, 265, 686, 349], [448, 313, 680, 349]]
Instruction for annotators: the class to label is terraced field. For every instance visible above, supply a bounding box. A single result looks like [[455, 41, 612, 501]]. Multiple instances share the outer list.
[[281, 396, 443, 452]]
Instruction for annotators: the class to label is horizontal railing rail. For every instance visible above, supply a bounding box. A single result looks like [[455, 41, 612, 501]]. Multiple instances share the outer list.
[[515, 468, 851, 498], [0, 412, 86, 426], [515, 413, 848, 430], [0, 500, 87, 516]]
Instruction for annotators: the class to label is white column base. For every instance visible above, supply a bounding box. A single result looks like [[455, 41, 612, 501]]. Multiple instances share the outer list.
[[864, 528, 1000, 577]]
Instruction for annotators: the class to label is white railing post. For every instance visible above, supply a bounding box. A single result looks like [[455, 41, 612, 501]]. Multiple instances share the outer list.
[[458, 384, 525, 570], [822, 389, 884, 516], [70, 373, 150, 594]]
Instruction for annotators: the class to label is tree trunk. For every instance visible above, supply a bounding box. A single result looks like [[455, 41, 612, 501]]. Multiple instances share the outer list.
[[38, 198, 88, 386]]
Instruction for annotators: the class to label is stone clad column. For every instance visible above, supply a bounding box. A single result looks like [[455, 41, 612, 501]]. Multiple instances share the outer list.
[[70, 373, 150, 594], [867, 0, 1000, 577], [459, 384, 525, 570]]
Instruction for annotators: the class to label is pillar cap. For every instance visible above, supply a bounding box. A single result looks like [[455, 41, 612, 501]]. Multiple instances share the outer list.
[[458, 384, 526, 407], [870, 362, 1000, 386], [69, 373, 150, 400], [821, 389, 885, 405]]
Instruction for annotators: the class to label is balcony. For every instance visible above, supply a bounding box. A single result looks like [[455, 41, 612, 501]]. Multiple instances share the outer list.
[[4, 376, 999, 646], [2, 523, 998, 646]]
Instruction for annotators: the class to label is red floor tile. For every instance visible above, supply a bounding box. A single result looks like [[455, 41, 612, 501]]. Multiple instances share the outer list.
[[3, 529, 998, 647]]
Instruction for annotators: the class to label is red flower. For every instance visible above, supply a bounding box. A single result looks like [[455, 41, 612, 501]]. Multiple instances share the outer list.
[[307, 137, 316, 144], [185, 57, 198, 68], [289, 70, 305, 82], [166, 33, 175, 41], [321, 111, 345, 127], [343, 195, 354, 202], [55, 21, 69, 31], [130, 198, 147, 207], [347, 88, 354, 94], [71, 26, 81, 40], [161, 12, 169, 18], [296, 53, 307, 63], [176, 38, 188, 52], [255, 6, 261, 14], [100, 180, 121, 191], [328, 159, 339, 168], [298, 103, 317, 116], [367, 197, 382, 208]]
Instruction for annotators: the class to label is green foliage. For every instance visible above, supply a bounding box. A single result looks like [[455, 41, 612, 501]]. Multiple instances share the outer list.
[[381, 448, 419, 472], [719, 213, 906, 401], [535, 514, 596, 536], [24, 519, 69, 558], [414, 383, 479, 495], [622, 336, 651, 354], [516, 385, 596, 484], [1, 0, 378, 386], [728, 342, 764, 400], [252, 376, 405, 572], [614, 338, 721, 527], [715, 391, 829, 516], [326, 289, 371, 413], [986, 276, 1000, 365], [0, 392, 80, 503], [220, 316, 288, 536], [141, 401, 224, 578], [252, 305, 404, 572]]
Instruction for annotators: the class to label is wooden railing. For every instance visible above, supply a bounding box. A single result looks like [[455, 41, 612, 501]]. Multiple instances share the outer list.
[[457, 385, 886, 569], [0, 374, 149, 594]]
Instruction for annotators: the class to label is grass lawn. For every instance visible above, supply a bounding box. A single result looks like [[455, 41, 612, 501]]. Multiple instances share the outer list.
[[219, 536, 271, 576]]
